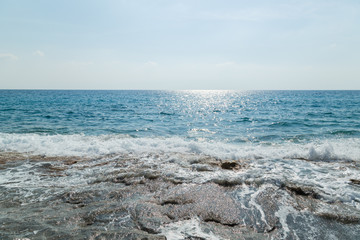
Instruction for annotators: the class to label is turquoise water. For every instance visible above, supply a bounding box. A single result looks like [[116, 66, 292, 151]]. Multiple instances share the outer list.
[[1, 90, 359, 142]]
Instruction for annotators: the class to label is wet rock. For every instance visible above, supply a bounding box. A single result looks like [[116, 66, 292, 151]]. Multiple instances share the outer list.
[[159, 183, 242, 226], [29, 154, 87, 163], [39, 163, 67, 176], [253, 186, 282, 232], [285, 184, 321, 199], [212, 178, 243, 187], [191, 164, 213, 172], [0, 151, 29, 164], [159, 216, 275, 240], [190, 157, 248, 171], [64, 159, 78, 165], [314, 202, 360, 224], [184, 236, 206, 240], [189, 156, 220, 166], [62, 190, 101, 205], [82, 206, 134, 228], [86, 231, 167, 240], [130, 203, 171, 234], [220, 161, 239, 170], [350, 179, 360, 185], [282, 183, 360, 226], [317, 212, 360, 224], [94, 169, 162, 186], [143, 170, 161, 180], [2, 152, 360, 240], [229, 184, 284, 233]]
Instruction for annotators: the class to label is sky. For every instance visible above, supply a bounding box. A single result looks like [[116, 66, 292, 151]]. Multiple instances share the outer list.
[[0, 0, 359, 90]]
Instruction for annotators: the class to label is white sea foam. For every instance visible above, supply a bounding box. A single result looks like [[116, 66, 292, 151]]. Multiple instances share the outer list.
[[159, 218, 222, 240], [1, 133, 359, 224], [0, 133, 359, 162]]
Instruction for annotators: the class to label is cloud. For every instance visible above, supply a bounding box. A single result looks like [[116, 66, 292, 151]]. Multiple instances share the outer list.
[[0, 53, 18, 60], [194, 2, 331, 22], [216, 61, 237, 67], [199, 10, 273, 22], [33, 50, 45, 57], [145, 61, 158, 66], [68, 61, 94, 66]]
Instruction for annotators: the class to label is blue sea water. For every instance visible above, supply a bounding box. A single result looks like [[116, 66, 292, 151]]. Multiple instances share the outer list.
[[1, 90, 359, 142], [1, 90, 360, 239], [1, 89, 360, 161]]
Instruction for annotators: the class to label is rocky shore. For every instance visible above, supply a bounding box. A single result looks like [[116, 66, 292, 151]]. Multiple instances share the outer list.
[[1, 152, 360, 239]]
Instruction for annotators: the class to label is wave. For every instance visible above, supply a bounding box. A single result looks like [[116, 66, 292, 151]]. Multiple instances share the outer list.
[[0, 133, 359, 162], [329, 130, 360, 136]]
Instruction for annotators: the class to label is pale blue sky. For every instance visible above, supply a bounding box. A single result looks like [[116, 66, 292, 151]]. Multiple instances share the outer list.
[[1, 0, 359, 90]]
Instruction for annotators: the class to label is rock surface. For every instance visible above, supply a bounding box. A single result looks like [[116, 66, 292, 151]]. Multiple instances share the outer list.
[[1, 152, 360, 239]]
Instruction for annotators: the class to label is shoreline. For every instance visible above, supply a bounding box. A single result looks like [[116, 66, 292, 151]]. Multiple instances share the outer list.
[[1, 151, 359, 239]]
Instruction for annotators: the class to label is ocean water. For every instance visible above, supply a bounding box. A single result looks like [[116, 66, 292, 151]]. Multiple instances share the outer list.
[[1, 90, 360, 239], [1, 90, 360, 156]]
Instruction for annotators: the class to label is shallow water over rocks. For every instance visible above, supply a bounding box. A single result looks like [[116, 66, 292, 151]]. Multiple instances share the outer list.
[[1, 151, 360, 239]]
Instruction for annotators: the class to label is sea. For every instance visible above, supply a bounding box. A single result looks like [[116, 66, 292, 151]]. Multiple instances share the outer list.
[[0, 90, 359, 239]]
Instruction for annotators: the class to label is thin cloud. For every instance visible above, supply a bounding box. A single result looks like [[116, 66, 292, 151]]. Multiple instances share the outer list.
[[0, 53, 18, 60], [68, 61, 94, 66], [199, 10, 275, 22], [194, 3, 327, 22], [216, 61, 237, 67], [145, 61, 158, 66], [33, 50, 45, 57]]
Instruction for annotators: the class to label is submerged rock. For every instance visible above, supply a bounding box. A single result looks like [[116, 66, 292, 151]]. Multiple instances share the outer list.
[[220, 161, 240, 170], [350, 179, 360, 185], [285, 183, 321, 199]]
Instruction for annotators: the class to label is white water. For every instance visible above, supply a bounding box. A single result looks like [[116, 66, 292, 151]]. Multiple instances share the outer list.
[[1, 133, 359, 162], [1, 133, 359, 211], [1, 134, 360, 239], [160, 218, 222, 240]]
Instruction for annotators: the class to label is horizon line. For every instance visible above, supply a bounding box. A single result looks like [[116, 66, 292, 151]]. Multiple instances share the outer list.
[[0, 89, 359, 91]]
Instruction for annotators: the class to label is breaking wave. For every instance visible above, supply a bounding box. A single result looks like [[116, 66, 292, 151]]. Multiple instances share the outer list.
[[1, 133, 359, 162]]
